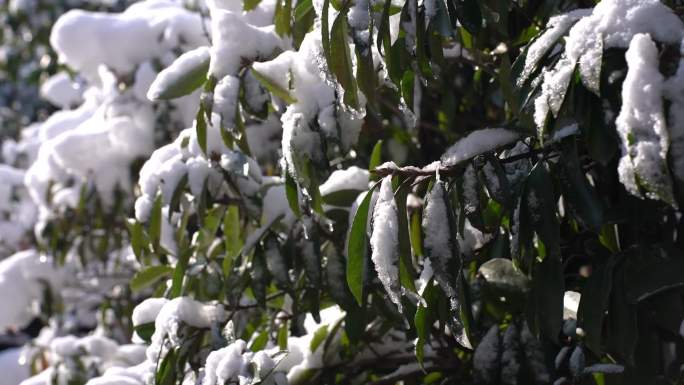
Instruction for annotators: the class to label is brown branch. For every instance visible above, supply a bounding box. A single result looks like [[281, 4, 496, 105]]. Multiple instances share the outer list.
[[370, 147, 553, 179]]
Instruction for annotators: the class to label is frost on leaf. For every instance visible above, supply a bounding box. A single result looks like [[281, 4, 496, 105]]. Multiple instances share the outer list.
[[520, 322, 551, 384], [500, 324, 522, 385], [616, 33, 676, 206], [370, 176, 402, 313], [422, 180, 469, 347], [422, 180, 459, 298], [473, 325, 501, 385]]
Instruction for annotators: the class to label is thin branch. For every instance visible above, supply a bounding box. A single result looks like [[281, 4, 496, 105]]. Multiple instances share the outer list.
[[370, 147, 556, 179]]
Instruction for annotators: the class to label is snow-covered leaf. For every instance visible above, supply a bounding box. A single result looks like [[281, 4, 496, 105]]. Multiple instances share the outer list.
[[147, 47, 210, 101]]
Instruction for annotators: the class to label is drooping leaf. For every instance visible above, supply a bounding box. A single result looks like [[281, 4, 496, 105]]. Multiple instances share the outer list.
[[346, 182, 380, 305], [578, 255, 617, 354], [330, 8, 360, 109]]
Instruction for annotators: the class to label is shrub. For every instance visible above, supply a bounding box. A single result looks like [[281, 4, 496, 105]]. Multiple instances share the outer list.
[[1, 0, 684, 384]]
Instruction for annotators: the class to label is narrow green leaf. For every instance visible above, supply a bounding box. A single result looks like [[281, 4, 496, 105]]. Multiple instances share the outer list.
[[277, 321, 289, 350], [321, 0, 331, 63], [559, 138, 604, 230], [149, 194, 163, 253], [369, 140, 383, 173], [127, 219, 148, 261], [534, 256, 564, 343], [169, 249, 191, 298], [250, 329, 269, 351], [295, 0, 313, 20], [285, 171, 301, 217], [310, 325, 329, 352], [346, 182, 381, 305], [148, 49, 209, 101], [130, 265, 174, 293], [526, 162, 561, 260], [250, 67, 298, 104], [195, 104, 207, 154], [395, 178, 417, 292], [330, 9, 359, 109], [275, 0, 293, 36], [156, 348, 177, 385], [578, 256, 617, 354]]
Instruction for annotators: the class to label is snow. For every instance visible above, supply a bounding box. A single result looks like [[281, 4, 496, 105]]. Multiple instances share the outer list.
[[563, 290, 581, 320], [202, 340, 250, 385], [441, 129, 520, 166], [348, 0, 370, 30], [319, 166, 370, 195], [0, 250, 63, 331], [422, 181, 457, 297], [209, 10, 287, 78], [369, 177, 402, 312], [518, 9, 589, 86], [40, 72, 83, 109], [147, 46, 210, 101], [615, 33, 675, 204], [533, 55, 575, 133], [0, 348, 29, 385], [213, 75, 241, 127], [531, 0, 684, 141], [51, 4, 205, 81], [255, 31, 364, 182], [131, 297, 168, 326]]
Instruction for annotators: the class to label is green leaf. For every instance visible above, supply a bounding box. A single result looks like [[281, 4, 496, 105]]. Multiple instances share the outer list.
[[169, 249, 191, 298], [156, 348, 177, 385], [275, 0, 293, 36], [369, 140, 383, 176], [294, 0, 312, 20], [377, 0, 393, 80], [310, 325, 329, 352], [456, 0, 481, 35], [395, 178, 417, 292], [251, 244, 270, 306], [559, 138, 604, 230], [250, 67, 298, 104], [578, 256, 617, 355], [321, 0, 331, 63], [625, 255, 684, 303], [135, 322, 155, 343], [195, 103, 208, 155], [277, 320, 289, 350], [244, 0, 262, 11], [250, 329, 269, 351], [526, 162, 561, 260], [148, 50, 209, 101], [223, 205, 242, 261], [322, 189, 364, 207], [347, 182, 380, 305], [533, 256, 564, 343], [415, 280, 438, 368], [130, 265, 173, 293], [149, 194, 163, 253], [478, 258, 530, 302], [127, 219, 148, 261], [284, 172, 301, 217], [330, 8, 360, 109]]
